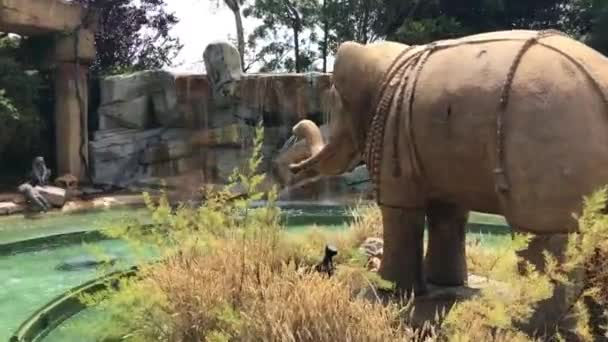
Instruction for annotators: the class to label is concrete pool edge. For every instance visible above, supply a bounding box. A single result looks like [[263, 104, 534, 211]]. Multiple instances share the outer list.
[[9, 266, 140, 342], [0, 206, 511, 256], [0, 230, 116, 257], [0, 202, 358, 248]]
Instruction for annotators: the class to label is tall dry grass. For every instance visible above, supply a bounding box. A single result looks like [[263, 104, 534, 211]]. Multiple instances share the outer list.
[[73, 125, 608, 342]]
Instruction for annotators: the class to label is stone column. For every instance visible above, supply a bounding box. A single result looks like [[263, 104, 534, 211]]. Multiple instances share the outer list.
[[52, 28, 95, 181], [54, 62, 89, 180]]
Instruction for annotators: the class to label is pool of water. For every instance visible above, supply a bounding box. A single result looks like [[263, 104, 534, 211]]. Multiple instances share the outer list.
[[0, 205, 509, 341]]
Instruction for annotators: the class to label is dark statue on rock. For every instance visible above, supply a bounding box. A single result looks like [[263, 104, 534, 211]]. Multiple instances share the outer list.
[[17, 156, 53, 212], [30, 156, 51, 186]]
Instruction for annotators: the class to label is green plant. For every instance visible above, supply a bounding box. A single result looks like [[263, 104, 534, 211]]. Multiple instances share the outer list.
[[65, 124, 608, 341], [0, 35, 45, 176]]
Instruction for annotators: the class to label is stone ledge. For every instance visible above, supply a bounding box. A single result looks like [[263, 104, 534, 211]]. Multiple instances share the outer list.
[[0, 202, 25, 215], [0, 0, 98, 35]]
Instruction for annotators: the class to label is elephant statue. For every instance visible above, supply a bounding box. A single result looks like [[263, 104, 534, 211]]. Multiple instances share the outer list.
[[289, 29, 608, 297]]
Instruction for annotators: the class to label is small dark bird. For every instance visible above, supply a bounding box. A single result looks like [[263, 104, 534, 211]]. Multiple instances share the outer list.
[[315, 244, 338, 277]]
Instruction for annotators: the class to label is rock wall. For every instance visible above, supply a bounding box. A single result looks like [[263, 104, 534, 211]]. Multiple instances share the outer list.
[[89, 42, 370, 202], [89, 48, 332, 191]]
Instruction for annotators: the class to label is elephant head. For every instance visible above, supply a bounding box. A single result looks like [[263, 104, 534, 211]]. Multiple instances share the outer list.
[[289, 40, 408, 175]]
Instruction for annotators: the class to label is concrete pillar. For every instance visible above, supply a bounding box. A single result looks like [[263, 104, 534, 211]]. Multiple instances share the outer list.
[[54, 62, 89, 180], [52, 28, 96, 182]]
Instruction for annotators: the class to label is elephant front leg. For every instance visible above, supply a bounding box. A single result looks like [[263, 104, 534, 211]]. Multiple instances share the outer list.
[[425, 201, 469, 286], [379, 205, 427, 296]]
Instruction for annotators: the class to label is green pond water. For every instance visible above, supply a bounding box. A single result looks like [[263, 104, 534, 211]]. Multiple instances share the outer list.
[[0, 206, 510, 341]]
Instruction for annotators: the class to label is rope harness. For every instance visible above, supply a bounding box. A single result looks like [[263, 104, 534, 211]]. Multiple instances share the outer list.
[[363, 30, 578, 202]]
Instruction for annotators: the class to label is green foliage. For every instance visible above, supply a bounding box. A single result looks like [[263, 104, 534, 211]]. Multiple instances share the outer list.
[[586, 0, 608, 55], [56, 124, 608, 340], [243, 0, 320, 72], [392, 15, 466, 45], [0, 35, 44, 174], [441, 233, 554, 341], [74, 0, 183, 75]]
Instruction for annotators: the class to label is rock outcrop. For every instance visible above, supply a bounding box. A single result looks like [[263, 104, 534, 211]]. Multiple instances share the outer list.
[[87, 41, 369, 204], [98, 70, 180, 129]]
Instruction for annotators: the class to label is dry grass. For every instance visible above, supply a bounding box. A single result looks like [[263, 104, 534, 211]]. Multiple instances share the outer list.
[[139, 240, 421, 342], [76, 127, 608, 342]]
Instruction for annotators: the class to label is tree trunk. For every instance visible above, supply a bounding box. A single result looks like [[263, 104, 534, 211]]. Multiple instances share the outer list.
[[294, 21, 300, 72], [362, 0, 370, 43], [232, 8, 245, 70], [322, 0, 328, 72], [225, 0, 245, 71], [283, 0, 301, 73]]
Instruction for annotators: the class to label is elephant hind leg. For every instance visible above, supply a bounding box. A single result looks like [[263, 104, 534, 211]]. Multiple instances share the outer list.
[[378, 205, 427, 297], [425, 201, 469, 286]]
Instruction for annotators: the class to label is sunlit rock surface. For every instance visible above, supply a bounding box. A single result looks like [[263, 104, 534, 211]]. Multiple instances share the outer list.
[[35, 185, 67, 207], [88, 41, 368, 203]]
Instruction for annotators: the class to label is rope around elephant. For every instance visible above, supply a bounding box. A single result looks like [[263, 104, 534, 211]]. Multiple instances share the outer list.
[[363, 29, 607, 203]]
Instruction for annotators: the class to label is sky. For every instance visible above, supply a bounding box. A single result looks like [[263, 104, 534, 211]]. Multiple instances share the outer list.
[[163, 0, 262, 74], [162, 0, 334, 74]]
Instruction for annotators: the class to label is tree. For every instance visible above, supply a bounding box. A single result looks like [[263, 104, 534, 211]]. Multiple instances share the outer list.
[[75, 0, 183, 75], [0, 35, 45, 178], [317, 0, 385, 71], [579, 0, 608, 55], [210, 0, 247, 70], [379, 0, 589, 43], [244, 0, 319, 72]]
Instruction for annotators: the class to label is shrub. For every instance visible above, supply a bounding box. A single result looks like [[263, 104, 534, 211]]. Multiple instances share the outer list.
[[0, 36, 45, 176], [72, 124, 419, 341], [69, 124, 608, 341]]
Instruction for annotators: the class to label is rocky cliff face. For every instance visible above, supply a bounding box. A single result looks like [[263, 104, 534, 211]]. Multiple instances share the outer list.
[[89, 42, 370, 202]]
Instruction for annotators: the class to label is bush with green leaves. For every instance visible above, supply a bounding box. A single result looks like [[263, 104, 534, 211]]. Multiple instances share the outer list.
[[0, 36, 44, 175], [57, 123, 608, 341]]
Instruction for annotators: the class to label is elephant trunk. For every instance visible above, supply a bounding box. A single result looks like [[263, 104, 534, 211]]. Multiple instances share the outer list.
[[293, 120, 325, 156], [289, 119, 359, 176]]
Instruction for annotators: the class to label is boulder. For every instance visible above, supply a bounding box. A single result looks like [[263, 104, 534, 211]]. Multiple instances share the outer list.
[[0, 192, 22, 203], [189, 123, 255, 148], [343, 165, 371, 191], [0, 202, 25, 215], [97, 95, 151, 129], [100, 70, 175, 104], [89, 128, 193, 186], [54, 174, 79, 190], [35, 185, 67, 207], [203, 41, 242, 107], [366, 256, 381, 272], [99, 70, 180, 128], [359, 237, 383, 257]]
